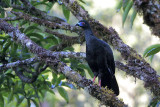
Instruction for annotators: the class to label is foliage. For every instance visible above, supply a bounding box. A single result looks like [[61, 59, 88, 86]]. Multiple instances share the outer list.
[[0, 0, 160, 106], [117, 0, 137, 28], [143, 44, 160, 61], [0, 0, 90, 106], [117, 0, 160, 106], [117, 0, 160, 62]]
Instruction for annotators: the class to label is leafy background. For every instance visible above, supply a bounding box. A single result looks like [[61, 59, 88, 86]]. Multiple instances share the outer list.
[[0, 0, 160, 107]]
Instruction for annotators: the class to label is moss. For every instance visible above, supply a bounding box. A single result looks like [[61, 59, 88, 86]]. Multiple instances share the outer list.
[[70, 1, 79, 13], [158, 77, 160, 82]]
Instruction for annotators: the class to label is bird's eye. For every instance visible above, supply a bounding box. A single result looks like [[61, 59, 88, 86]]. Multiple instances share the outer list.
[[81, 22, 85, 25], [78, 22, 85, 26]]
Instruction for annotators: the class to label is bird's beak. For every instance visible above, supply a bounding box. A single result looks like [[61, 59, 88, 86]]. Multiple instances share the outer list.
[[75, 23, 80, 26]]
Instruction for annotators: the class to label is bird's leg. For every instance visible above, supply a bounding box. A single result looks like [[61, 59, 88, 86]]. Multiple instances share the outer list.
[[93, 76, 96, 83], [92, 72, 98, 83], [98, 72, 102, 87], [98, 79, 101, 86]]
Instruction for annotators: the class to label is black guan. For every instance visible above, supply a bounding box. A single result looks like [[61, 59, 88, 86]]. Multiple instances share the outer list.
[[76, 20, 119, 96]]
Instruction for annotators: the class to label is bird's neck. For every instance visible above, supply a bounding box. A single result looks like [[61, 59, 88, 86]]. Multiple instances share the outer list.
[[84, 27, 94, 43]]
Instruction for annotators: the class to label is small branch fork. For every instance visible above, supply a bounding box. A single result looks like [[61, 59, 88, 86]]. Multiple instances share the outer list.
[[61, 0, 160, 97], [0, 19, 127, 107]]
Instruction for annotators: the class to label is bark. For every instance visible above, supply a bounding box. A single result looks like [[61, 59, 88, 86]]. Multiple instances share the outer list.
[[133, 0, 160, 37], [61, 0, 160, 97], [0, 0, 160, 105], [0, 19, 127, 107]]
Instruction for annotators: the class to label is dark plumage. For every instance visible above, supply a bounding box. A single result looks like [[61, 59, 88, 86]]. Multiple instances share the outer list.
[[76, 20, 119, 96]]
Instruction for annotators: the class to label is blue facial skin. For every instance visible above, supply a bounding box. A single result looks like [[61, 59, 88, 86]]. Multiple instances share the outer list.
[[77, 22, 85, 27], [78, 22, 83, 26]]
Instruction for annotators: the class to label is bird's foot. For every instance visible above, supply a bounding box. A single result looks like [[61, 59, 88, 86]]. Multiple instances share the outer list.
[[98, 80, 101, 87]]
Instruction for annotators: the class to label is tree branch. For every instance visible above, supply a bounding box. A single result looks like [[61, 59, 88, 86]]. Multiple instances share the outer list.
[[49, 43, 69, 51], [0, 19, 127, 107], [45, 29, 84, 48], [2, 50, 159, 94], [45, 29, 80, 40], [133, 0, 160, 37], [11, 11, 78, 32], [14, 67, 39, 83], [0, 57, 37, 71], [56, 61, 127, 107], [61, 0, 160, 97], [115, 61, 160, 91], [2, 16, 22, 21], [13, 0, 64, 23]]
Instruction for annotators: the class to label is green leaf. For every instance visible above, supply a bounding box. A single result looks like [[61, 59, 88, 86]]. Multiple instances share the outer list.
[[42, 74, 49, 80], [7, 90, 14, 103], [2, 39, 11, 53], [16, 96, 25, 107], [63, 46, 74, 51], [78, 0, 85, 4], [47, 89, 55, 95], [149, 55, 154, 62], [0, 7, 5, 18], [122, 0, 130, 11], [62, 82, 76, 89], [62, 4, 70, 21], [122, 0, 133, 27], [20, 20, 28, 26], [52, 72, 57, 84], [24, 26, 41, 34], [44, 35, 59, 44], [45, 2, 55, 12], [1, 0, 10, 8], [26, 33, 44, 40], [130, 8, 137, 28], [0, 94, 4, 107], [19, 28, 25, 33], [143, 44, 160, 57], [57, 87, 69, 103], [30, 37, 41, 43], [10, 43, 18, 57], [116, 0, 123, 12], [0, 36, 6, 40], [39, 90, 45, 98], [5, 73, 15, 78], [0, 74, 5, 86], [27, 99, 31, 107], [149, 98, 159, 107], [31, 99, 39, 107], [55, 74, 65, 86], [79, 63, 94, 78], [4, 69, 12, 75]]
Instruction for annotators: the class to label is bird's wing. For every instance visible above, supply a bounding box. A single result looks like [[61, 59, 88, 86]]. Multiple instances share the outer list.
[[105, 51, 115, 75], [102, 41, 115, 75]]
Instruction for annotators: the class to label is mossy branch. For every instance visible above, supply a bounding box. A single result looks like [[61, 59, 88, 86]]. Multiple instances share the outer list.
[[14, 0, 64, 23], [0, 19, 127, 107], [61, 0, 160, 97], [133, 0, 160, 37]]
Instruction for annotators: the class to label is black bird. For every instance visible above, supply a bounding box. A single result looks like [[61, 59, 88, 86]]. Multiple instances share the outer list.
[[76, 20, 119, 96]]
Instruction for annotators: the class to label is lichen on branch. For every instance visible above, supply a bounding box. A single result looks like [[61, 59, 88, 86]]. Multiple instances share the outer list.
[[0, 19, 127, 107], [61, 0, 160, 97], [133, 0, 160, 37]]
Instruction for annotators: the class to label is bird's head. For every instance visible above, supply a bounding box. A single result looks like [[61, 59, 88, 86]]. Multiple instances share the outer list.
[[76, 20, 90, 29]]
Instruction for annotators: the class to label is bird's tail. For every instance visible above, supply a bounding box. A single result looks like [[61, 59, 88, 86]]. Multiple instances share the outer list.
[[101, 73, 119, 96]]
